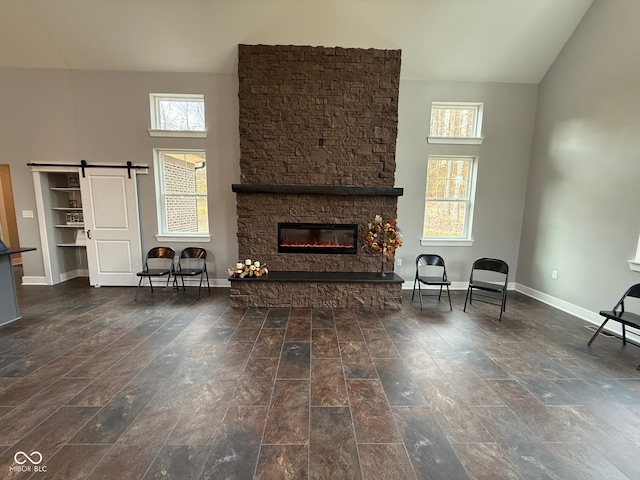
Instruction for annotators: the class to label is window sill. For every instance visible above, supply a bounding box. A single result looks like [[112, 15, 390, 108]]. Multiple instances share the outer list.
[[427, 136, 483, 145], [155, 234, 211, 243], [148, 129, 207, 138], [629, 260, 640, 272], [420, 238, 473, 247]]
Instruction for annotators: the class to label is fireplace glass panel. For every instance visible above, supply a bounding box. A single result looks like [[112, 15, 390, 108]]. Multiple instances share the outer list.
[[278, 223, 358, 254]]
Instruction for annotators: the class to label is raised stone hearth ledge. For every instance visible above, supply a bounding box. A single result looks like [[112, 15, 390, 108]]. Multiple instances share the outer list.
[[231, 184, 404, 197], [230, 271, 403, 309], [230, 271, 404, 283]]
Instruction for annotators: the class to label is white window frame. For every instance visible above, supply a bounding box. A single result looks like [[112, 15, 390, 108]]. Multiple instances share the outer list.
[[154, 148, 211, 242], [420, 155, 478, 247], [630, 233, 640, 272], [148, 93, 207, 138], [427, 101, 484, 145]]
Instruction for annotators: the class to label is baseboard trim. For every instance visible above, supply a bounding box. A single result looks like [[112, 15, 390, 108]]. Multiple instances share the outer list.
[[60, 270, 89, 282], [401, 281, 516, 291], [21, 276, 47, 286], [514, 282, 640, 343]]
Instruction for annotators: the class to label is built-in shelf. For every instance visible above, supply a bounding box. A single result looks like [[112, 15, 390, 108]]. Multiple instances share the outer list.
[[52, 207, 83, 211], [54, 224, 85, 228], [232, 184, 404, 197], [51, 187, 81, 192], [57, 244, 86, 247]]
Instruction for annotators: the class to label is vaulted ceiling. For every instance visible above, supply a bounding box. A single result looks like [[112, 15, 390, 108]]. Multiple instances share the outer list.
[[0, 0, 594, 83]]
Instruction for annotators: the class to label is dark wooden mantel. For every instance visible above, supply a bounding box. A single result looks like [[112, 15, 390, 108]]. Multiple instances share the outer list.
[[231, 184, 403, 197]]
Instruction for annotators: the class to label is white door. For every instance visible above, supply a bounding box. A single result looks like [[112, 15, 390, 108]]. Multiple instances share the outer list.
[[80, 168, 143, 286]]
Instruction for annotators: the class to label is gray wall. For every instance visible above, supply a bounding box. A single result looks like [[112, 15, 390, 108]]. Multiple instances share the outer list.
[[1, 66, 538, 286], [516, 0, 640, 312], [394, 80, 538, 283], [0, 68, 240, 281], [4, 0, 637, 312]]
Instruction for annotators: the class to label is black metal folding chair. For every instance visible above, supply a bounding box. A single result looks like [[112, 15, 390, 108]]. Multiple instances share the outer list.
[[173, 247, 210, 299], [411, 254, 452, 310], [135, 246, 175, 301], [463, 257, 509, 320]]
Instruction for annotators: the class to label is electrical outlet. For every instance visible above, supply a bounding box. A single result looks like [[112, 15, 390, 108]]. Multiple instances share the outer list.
[[396, 258, 402, 267], [551, 270, 558, 279]]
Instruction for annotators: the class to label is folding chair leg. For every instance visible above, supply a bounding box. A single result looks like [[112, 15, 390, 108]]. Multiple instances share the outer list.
[[588, 319, 609, 346], [134, 276, 144, 302], [463, 287, 471, 312], [411, 279, 417, 302], [622, 324, 626, 345], [446, 285, 452, 311], [497, 291, 506, 321], [418, 282, 423, 310], [196, 273, 203, 300], [205, 271, 210, 292], [163, 274, 171, 299]]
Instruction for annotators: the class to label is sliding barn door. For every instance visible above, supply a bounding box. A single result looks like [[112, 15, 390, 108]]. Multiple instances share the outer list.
[[80, 168, 143, 286]]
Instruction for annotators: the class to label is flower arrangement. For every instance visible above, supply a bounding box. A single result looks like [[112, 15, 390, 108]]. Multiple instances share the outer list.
[[228, 258, 268, 278], [361, 215, 403, 258]]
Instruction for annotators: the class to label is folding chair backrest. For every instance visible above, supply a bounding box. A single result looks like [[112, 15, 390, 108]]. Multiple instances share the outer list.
[[144, 247, 175, 270], [416, 254, 447, 279], [417, 254, 445, 268], [625, 284, 640, 299], [615, 283, 640, 312], [177, 247, 207, 270], [473, 258, 508, 274], [470, 258, 508, 285]]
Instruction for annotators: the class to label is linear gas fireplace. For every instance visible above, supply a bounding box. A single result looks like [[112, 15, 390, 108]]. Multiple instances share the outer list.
[[278, 223, 358, 254]]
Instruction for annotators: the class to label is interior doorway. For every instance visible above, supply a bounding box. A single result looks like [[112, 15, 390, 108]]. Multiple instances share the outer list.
[[0, 165, 21, 265]]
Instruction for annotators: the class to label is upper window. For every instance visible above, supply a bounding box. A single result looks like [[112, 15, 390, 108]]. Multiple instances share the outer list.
[[149, 93, 206, 138], [428, 102, 484, 145], [154, 149, 209, 237], [421, 155, 477, 246]]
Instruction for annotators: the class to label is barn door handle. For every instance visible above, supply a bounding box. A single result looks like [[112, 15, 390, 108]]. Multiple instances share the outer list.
[[86, 229, 91, 239]]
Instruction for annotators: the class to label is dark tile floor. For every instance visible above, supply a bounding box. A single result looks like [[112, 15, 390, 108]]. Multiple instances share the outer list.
[[1, 273, 640, 479]]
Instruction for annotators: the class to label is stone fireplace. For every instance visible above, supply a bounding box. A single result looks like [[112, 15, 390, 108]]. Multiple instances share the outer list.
[[231, 44, 403, 308]]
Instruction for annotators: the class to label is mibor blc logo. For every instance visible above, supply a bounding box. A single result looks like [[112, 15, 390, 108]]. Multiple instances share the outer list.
[[10, 451, 47, 473]]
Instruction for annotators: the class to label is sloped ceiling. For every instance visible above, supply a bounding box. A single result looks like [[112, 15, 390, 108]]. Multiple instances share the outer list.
[[0, 0, 594, 83]]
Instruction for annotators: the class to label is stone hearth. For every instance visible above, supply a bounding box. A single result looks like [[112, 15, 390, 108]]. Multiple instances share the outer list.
[[231, 44, 403, 308]]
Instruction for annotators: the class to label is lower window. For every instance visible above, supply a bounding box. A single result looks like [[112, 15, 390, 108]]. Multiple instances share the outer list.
[[423, 155, 476, 242], [154, 149, 208, 236]]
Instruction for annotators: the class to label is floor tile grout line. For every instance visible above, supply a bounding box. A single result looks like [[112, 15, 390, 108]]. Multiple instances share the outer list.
[[247, 306, 283, 480]]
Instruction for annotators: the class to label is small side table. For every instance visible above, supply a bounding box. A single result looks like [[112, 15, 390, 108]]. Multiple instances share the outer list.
[[0, 246, 36, 326]]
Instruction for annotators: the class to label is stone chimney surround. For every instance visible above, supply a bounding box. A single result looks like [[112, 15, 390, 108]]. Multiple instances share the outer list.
[[231, 44, 404, 308]]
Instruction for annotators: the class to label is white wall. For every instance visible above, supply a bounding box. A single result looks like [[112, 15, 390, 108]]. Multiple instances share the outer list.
[[395, 80, 538, 285], [517, 0, 640, 313]]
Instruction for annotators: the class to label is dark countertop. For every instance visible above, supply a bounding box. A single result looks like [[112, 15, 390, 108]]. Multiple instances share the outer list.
[[0, 246, 36, 256]]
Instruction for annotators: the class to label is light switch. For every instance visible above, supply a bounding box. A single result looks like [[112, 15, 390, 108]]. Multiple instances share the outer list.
[[22, 210, 34, 218]]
